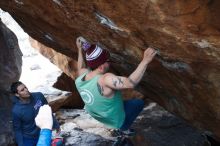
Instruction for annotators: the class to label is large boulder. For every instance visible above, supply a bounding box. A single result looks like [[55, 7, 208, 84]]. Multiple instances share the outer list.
[[56, 102, 210, 146], [0, 0, 220, 141], [0, 19, 22, 146], [0, 19, 22, 90]]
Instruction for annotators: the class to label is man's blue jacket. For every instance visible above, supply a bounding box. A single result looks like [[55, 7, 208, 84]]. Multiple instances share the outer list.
[[12, 92, 60, 146]]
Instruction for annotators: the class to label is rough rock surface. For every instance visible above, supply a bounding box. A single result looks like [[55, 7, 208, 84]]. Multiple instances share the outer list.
[[0, 0, 220, 140], [57, 109, 113, 146], [0, 19, 22, 146], [0, 19, 22, 91], [56, 102, 210, 146], [53, 73, 84, 109], [132, 102, 210, 146], [33, 85, 72, 112]]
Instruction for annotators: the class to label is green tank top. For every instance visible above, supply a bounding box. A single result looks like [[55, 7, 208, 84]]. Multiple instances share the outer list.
[[75, 71, 125, 129]]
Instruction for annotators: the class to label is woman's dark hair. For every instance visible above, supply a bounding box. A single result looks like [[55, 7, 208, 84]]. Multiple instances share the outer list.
[[10, 81, 23, 94]]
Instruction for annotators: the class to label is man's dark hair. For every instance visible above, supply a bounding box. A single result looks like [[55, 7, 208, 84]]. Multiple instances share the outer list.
[[11, 81, 23, 94]]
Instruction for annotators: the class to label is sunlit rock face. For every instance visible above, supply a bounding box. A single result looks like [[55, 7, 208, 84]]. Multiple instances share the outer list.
[[0, 0, 220, 140], [30, 38, 78, 79], [0, 19, 22, 146], [30, 38, 84, 109]]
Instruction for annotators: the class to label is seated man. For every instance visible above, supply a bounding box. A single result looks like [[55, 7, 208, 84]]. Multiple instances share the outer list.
[[75, 37, 156, 134], [11, 81, 60, 146]]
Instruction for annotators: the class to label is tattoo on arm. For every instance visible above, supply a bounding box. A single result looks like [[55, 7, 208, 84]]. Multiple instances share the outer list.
[[118, 77, 123, 85], [112, 77, 124, 87], [97, 83, 104, 96], [113, 79, 117, 87]]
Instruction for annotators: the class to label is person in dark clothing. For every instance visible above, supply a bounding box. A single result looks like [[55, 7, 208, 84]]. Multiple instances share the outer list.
[[11, 81, 60, 146]]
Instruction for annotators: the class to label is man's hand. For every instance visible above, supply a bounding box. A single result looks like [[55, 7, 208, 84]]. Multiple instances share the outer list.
[[142, 47, 157, 64], [76, 36, 90, 51], [35, 105, 53, 130], [76, 36, 90, 76]]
